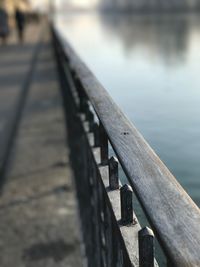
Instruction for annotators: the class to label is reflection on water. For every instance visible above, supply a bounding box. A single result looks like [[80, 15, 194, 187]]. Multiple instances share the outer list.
[[99, 14, 190, 65], [56, 13, 200, 207]]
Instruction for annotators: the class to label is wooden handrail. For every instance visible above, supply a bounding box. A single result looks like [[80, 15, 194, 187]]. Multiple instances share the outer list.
[[53, 25, 200, 266]]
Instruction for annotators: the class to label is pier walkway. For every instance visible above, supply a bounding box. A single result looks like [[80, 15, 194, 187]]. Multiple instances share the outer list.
[[0, 23, 82, 266], [0, 23, 41, 174]]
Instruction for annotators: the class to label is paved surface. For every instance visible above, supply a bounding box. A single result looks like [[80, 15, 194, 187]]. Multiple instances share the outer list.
[[0, 24, 83, 267], [0, 23, 42, 173]]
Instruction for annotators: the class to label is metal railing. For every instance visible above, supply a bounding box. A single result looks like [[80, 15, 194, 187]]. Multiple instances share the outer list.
[[52, 24, 200, 267]]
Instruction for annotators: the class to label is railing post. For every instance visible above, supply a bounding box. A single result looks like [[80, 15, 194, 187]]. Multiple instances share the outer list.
[[93, 171, 101, 267], [105, 206, 113, 267], [138, 227, 154, 267], [74, 77, 87, 114], [99, 123, 108, 165], [108, 156, 119, 190], [100, 197, 106, 267], [120, 184, 133, 224], [93, 122, 100, 147], [82, 99, 90, 116], [87, 109, 94, 132], [117, 244, 124, 267], [88, 152, 96, 267]]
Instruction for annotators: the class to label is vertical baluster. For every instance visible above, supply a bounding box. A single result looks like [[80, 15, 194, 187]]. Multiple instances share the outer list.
[[74, 77, 87, 114], [120, 184, 133, 224], [99, 123, 108, 165], [116, 243, 124, 267], [85, 144, 93, 267], [98, 180, 106, 267], [89, 159, 96, 267], [93, 170, 101, 267], [108, 156, 119, 190], [110, 222, 124, 267], [87, 109, 94, 132], [102, 202, 109, 267], [83, 100, 90, 132], [93, 122, 100, 147], [108, 156, 121, 266], [105, 206, 113, 267], [67, 68, 79, 105], [112, 222, 120, 267], [138, 227, 155, 267]]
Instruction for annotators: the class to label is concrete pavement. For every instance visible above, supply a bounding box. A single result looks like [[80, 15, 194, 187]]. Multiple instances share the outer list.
[[0, 23, 83, 267], [0, 23, 42, 176]]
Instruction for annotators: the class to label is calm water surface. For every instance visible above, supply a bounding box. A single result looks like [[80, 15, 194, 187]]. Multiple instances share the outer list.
[[56, 13, 200, 206]]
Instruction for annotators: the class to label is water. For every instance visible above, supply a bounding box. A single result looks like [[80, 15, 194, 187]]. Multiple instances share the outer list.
[[55, 13, 200, 205]]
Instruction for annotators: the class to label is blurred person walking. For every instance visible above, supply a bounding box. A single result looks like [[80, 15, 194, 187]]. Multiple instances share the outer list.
[[15, 8, 26, 43], [0, 7, 9, 44]]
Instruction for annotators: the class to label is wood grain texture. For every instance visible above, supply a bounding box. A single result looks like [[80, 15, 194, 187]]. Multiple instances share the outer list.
[[54, 26, 200, 266]]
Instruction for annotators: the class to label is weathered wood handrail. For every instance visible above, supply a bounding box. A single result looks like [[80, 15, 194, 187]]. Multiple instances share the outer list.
[[53, 25, 200, 266]]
